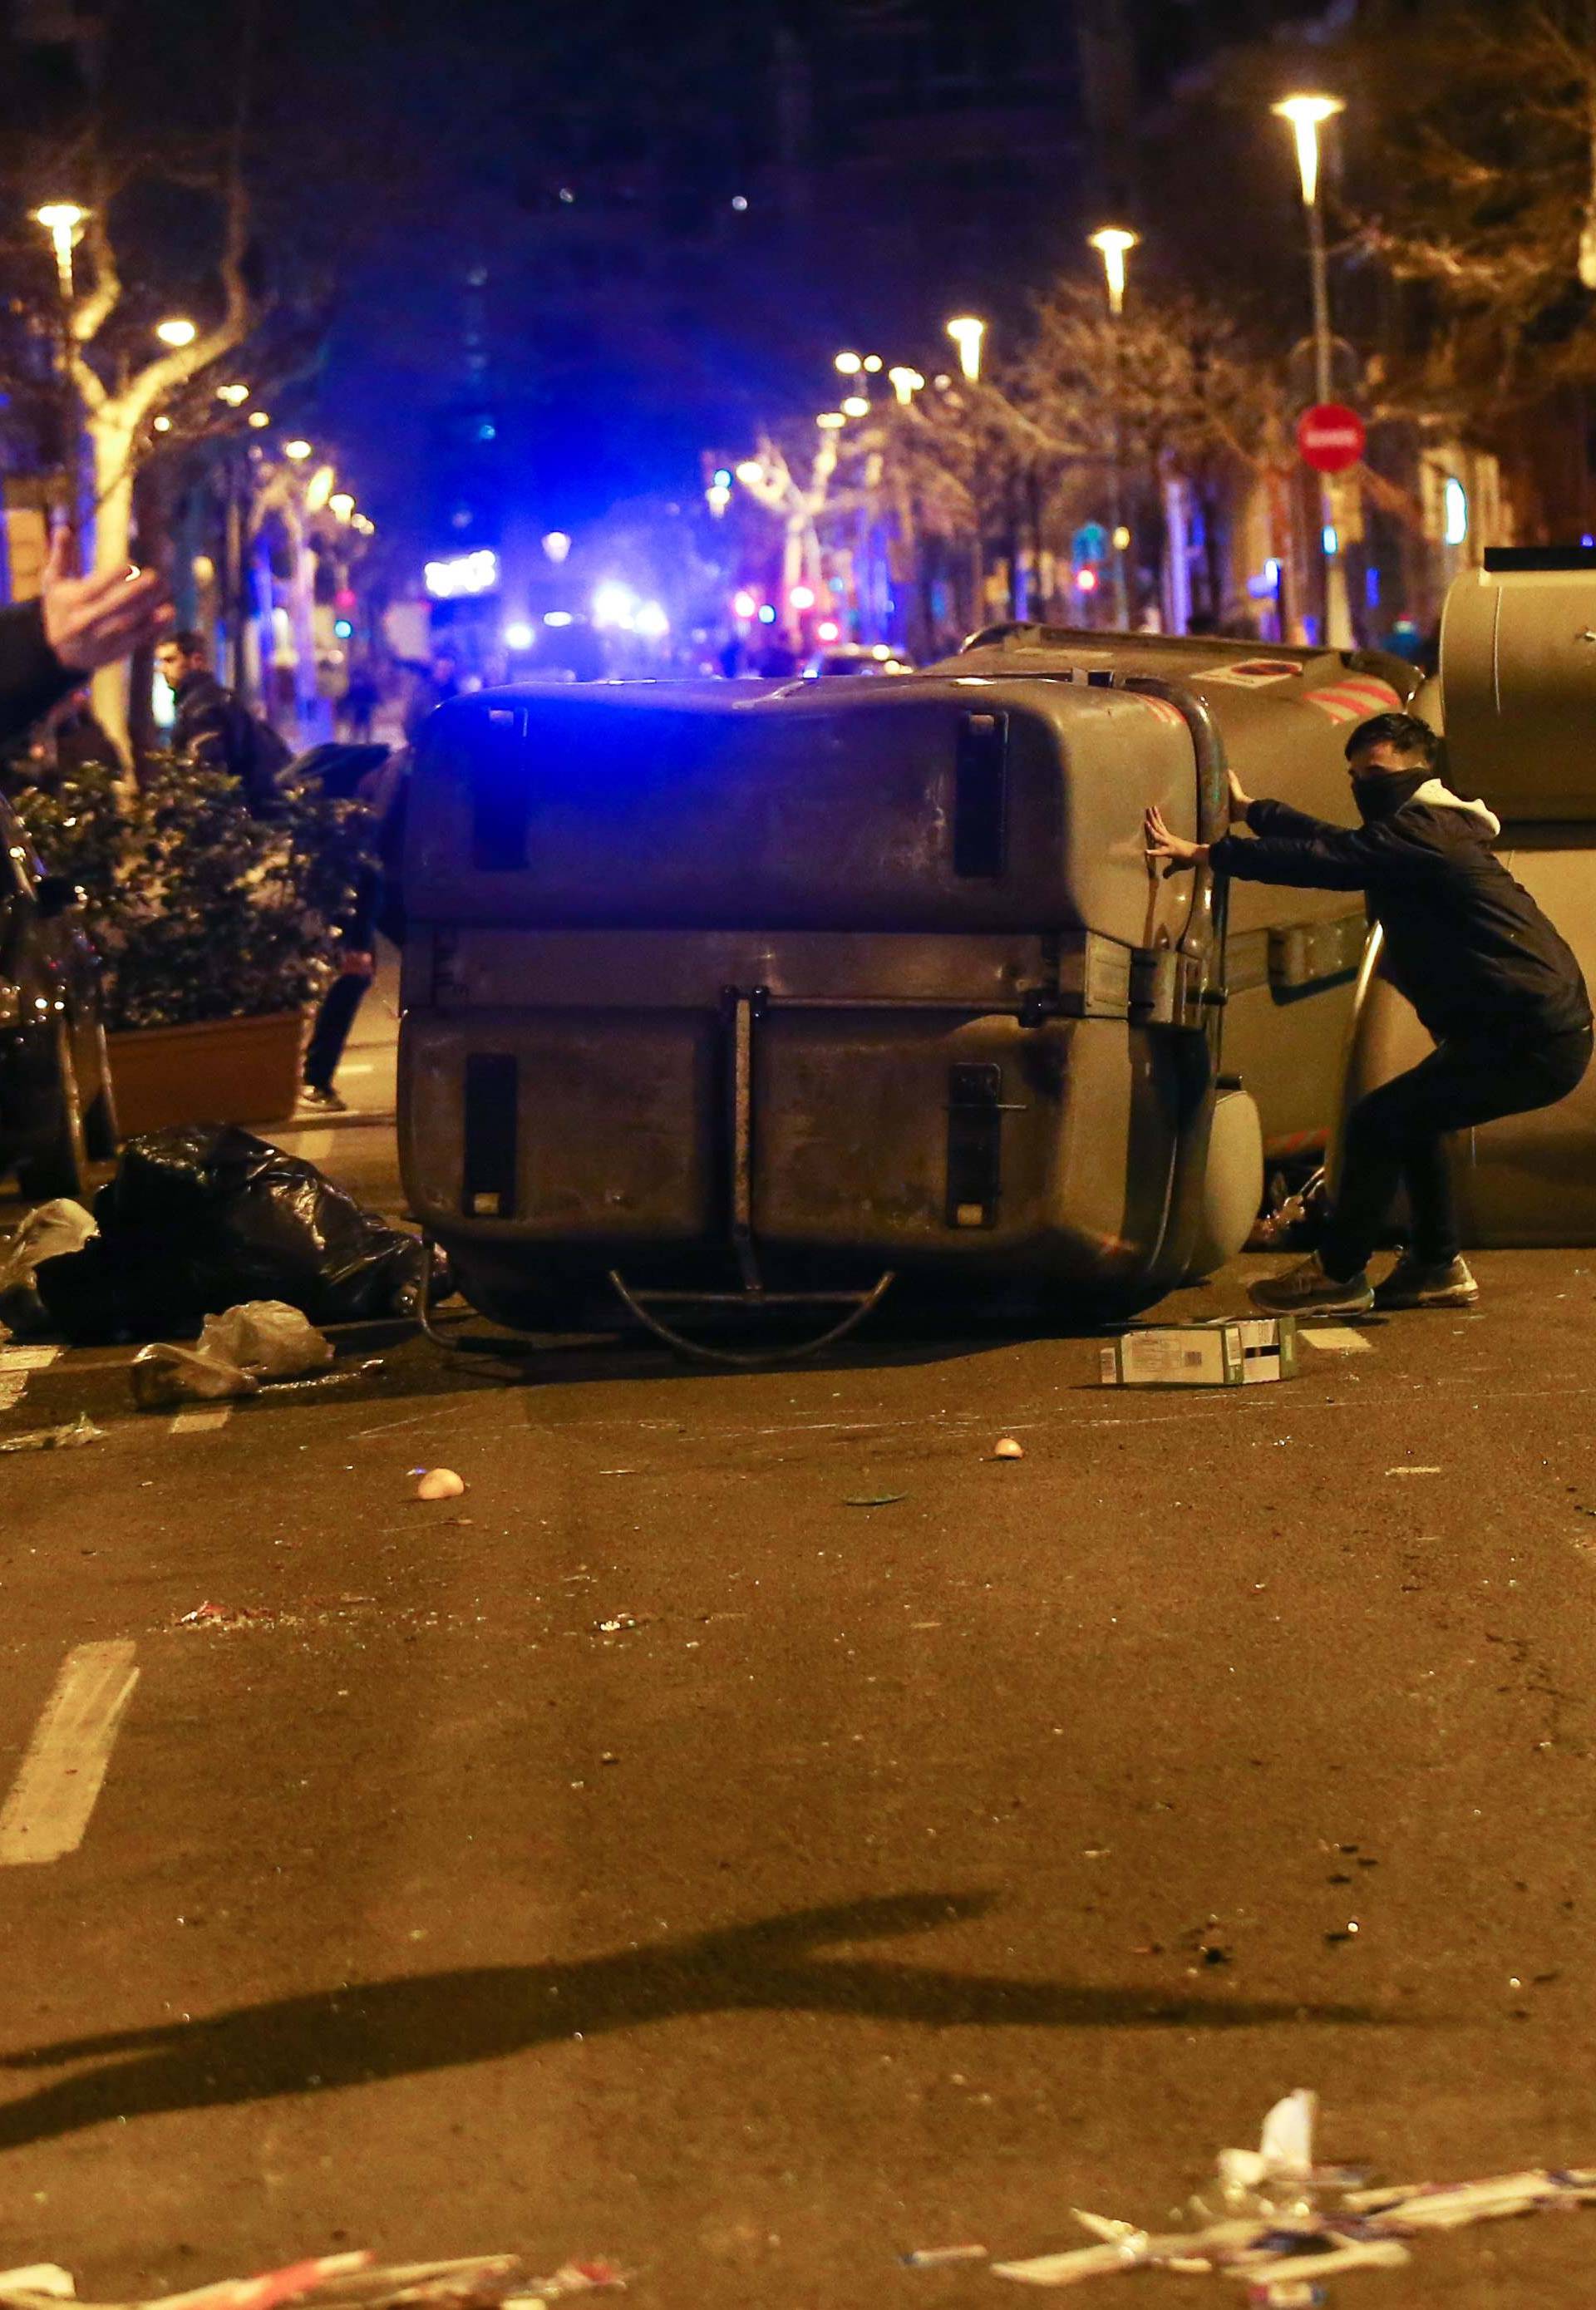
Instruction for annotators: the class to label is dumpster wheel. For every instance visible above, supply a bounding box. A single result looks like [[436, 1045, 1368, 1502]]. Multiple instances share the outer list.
[[607, 1268, 896, 1369]]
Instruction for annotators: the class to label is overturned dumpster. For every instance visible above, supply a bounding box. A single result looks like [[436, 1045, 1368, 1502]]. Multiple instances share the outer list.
[[398, 628, 1417, 1347]]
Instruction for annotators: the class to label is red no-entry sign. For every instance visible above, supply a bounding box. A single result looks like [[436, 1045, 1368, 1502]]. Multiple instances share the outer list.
[[1297, 402, 1367, 475]]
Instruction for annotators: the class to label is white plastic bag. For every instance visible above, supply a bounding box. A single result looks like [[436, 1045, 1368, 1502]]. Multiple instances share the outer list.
[[130, 1300, 333, 1409]]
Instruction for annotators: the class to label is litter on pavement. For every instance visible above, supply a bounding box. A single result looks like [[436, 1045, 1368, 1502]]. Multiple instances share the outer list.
[[131, 1302, 335, 1409], [1101, 1318, 1297, 1388], [29, 1126, 436, 1344], [0, 1199, 98, 1335], [993, 1437, 1026, 1459], [948, 2090, 1596, 2303], [0, 1413, 103, 1455], [411, 1465, 466, 1500], [0, 2251, 626, 2310]]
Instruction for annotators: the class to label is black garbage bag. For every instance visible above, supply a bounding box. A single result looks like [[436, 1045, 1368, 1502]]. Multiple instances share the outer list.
[[35, 1125, 435, 1343]]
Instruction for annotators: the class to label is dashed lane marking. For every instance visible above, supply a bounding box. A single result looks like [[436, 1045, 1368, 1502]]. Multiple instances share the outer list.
[[170, 1406, 234, 1436], [0, 1641, 140, 1865]]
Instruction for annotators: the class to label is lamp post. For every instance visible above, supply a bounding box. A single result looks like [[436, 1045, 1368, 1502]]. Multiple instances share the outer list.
[[32, 204, 87, 530], [944, 314, 986, 382], [1088, 226, 1139, 628], [1273, 92, 1353, 648], [945, 318, 988, 623]]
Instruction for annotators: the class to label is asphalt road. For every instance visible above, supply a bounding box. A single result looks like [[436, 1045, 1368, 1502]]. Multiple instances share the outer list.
[[3, 1001, 1596, 2307]]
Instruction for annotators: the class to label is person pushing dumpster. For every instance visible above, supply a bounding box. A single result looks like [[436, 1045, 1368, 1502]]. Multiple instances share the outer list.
[[1145, 711, 1592, 1316]]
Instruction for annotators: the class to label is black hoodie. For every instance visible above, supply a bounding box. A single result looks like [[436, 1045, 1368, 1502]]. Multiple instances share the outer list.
[[1209, 779, 1591, 1044]]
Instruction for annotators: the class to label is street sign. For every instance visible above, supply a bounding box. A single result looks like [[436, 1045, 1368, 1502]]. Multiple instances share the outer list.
[[1297, 403, 1366, 475]]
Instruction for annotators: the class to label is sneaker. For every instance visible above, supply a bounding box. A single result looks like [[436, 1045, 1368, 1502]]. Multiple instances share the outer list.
[[296, 1084, 348, 1114], [1248, 1251, 1374, 1317], [1373, 1253, 1479, 1311]]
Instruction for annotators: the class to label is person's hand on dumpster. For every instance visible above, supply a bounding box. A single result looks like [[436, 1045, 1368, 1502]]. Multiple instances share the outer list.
[[1227, 768, 1253, 823], [1145, 803, 1209, 878], [41, 529, 171, 674]]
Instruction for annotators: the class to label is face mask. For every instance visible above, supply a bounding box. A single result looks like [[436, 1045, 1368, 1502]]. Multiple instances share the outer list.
[[1352, 768, 1428, 822]]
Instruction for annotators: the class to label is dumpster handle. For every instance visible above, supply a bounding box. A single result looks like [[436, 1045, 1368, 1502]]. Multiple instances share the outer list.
[[607, 1268, 896, 1369]]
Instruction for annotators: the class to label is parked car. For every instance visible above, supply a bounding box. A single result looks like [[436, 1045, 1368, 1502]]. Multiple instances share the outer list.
[[802, 643, 915, 677], [0, 789, 117, 1198]]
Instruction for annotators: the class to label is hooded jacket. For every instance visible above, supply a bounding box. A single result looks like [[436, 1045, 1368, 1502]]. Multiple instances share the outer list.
[[1209, 778, 1591, 1044]]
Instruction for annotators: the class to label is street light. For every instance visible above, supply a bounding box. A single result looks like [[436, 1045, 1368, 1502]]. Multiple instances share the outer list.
[[328, 491, 356, 522], [1087, 226, 1138, 319], [889, 367, 924, 406], [215, 382, 250, 406], [1088, 228, 1140, 628], [840, 395, 869, 418], [834, 352, 863, 375], [945, 315, 986, 382], [1273, 91, 1352, 648], [33, 203, 86, 298], [283, 439, 313, 461], [155, 317, 197, 347], [815, 411, 846, 431], [248, 410, 271, 429], [305, 464, 336, 513]]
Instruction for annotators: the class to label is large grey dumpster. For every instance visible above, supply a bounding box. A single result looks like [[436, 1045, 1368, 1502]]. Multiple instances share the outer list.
[[398, 628, 1416, 1348]]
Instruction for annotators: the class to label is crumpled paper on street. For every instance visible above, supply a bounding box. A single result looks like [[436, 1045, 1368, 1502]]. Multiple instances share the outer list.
[[0, 2249, 626, 2310], [909, 2091, 1596, 2304], [130, 1301, 334, 1409], [0, 1413, 103, 1455]]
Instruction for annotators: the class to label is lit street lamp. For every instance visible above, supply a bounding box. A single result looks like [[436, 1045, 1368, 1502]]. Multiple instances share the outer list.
[[944, 315, 986, 383], [888, 367, 924, 406], [283, 439, 313, 461], [1087, 225, 1137, 319], [835, 351, 863, 376], [1089, 227, 1140, 627], [33, 202, 86, 298], [1273, 91, 1353, 648], [155, 317, 197, 347], [215, 382, 250, 406]]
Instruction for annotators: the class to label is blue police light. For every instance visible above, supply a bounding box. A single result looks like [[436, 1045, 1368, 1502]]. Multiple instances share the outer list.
[[425, 549, 499, 598], [544, 610, 574, 627], [333, 617, 353, 639], [756, 603, 777, 624], [503, 619, 534, 650]]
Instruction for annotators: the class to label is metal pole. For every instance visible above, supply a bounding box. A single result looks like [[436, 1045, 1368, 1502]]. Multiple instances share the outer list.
[[1109, 312, 1129, 628], [1307, 185, 1354, 648]]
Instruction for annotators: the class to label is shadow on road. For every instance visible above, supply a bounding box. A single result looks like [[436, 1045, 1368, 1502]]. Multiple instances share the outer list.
[[0, 1891, 1396, 2150]]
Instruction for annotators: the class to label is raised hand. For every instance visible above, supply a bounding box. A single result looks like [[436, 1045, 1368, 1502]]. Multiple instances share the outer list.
[[41, 529, 172, 673], [1145, 802, 1208, 877]]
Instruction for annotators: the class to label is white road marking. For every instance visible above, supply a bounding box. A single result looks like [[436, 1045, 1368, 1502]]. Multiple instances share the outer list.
[[1300, 1326, 1375, 1353], [170, 1406, 234, 1436], [1386, 1465, 1443, 1476], [0, 1345, 60, 1372], [0, 1641, 140, 1864]]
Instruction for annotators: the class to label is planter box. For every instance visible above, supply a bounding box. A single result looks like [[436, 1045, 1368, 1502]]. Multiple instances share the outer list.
[[107, 1010, 308, 1137]]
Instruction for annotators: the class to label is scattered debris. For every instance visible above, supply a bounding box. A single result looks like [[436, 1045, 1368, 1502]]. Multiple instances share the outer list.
[[0, 1345, 62, 1372], [0, 2250, 627, 2310], [132, 1303, 336, 1408], [993, 1438, 1026, 1460], [1101, 1319, 1297, 1389], [412, 1466, 466, 1500], [0, 1414, 103, 1455], [900, 2247, 990, 2268], [32, 1126, 437, 1344], [1384, 1466, 1442, 1478], [177, 1601, 274, 1631], [845, 1492, 909, 1506], [952, 2090, 1596, 2303], [0, 1199, 97, 1334]]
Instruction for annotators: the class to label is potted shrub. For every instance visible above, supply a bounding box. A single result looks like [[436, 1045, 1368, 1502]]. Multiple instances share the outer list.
[[11, 752, 363, 1135]]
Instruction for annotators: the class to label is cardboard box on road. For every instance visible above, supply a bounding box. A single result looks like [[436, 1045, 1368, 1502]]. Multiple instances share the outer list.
[[1100, 1316, 1298, 1388]]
